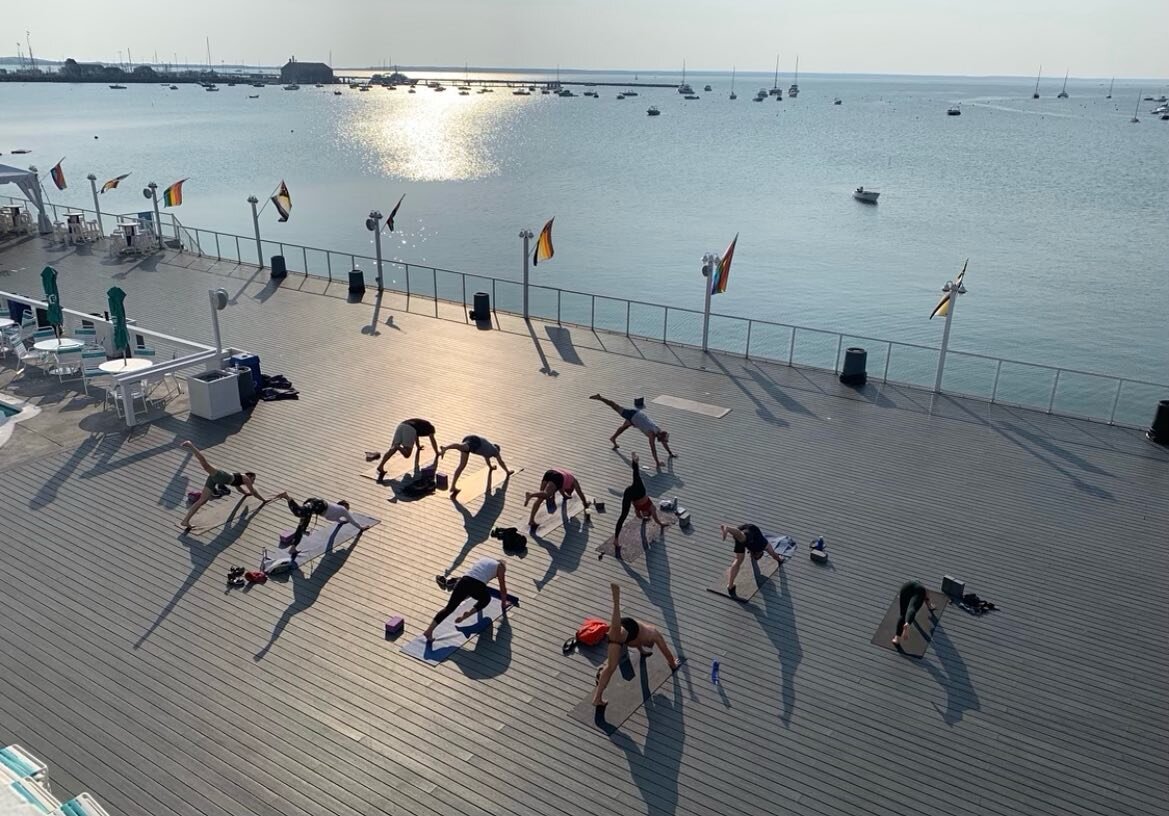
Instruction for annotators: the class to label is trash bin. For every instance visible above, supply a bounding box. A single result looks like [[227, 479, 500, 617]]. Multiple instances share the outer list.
[[348, 268, 366, 296], [271, 254, 287, 280], [1148, 400, 1169, 446], [231, 365, 257, 406], [839, 347, 867, 386], [187, 369, 242, 420], [471, 291, 490, 324]]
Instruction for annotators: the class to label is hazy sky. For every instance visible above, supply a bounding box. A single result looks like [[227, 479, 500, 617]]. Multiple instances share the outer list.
[[9, 0, 1168, 77]]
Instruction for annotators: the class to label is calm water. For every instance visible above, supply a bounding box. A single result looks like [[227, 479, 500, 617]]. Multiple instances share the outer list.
[[2, 72, 1167, 384]]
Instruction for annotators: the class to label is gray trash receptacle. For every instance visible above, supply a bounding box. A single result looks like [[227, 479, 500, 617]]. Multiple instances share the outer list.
[[1148, 400, 1169, 446], [231, 365, 257, 405], [839, 347, 867, 386], [348, 268, 366, 296], [271, 254, 287, 279], [471, 291, 490, 324]]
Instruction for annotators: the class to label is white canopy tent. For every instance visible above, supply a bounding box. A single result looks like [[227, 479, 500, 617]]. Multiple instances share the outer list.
[[0, 164, 52, 233]]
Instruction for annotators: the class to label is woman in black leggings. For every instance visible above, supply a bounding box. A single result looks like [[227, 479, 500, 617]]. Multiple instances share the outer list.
[[422, 557, 510, 642], [611, 452, 670, 559], [893, 581, 937, 645]]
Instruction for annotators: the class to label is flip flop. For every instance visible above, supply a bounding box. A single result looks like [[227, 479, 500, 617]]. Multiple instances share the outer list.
[[434, 574, 449, 590]]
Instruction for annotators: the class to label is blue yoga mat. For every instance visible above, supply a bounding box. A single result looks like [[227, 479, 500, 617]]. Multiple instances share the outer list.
[[400, 587, 520, 665]]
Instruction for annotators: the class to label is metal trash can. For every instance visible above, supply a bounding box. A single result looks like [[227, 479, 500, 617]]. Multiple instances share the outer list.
[[231, 365, 257, 406], [187, 369, 243, 420], [839, 347, 867, 386], [349, 268, 366, 296], [471, 291, 490, 323], [228, 353, 261, 389], [270, 254, 287, 280], [1148, 400, 1169, 446]]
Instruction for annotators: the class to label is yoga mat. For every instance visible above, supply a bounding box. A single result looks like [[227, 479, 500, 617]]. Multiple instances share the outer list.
[[570, 654, 685, 733], [652, 394, 731, 418], [871, 590, 949, 658], [260, 512, 380, 571], [400, 587, 520, 665], [360, 462, 422, 483], [707, 556, 783, 602], [596, 520, 666, 564], [528, 496, 589, 537], [178, 495, 251, 533], [452, 466, 524, 499]]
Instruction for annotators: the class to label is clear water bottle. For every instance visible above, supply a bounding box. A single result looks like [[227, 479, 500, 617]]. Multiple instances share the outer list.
[[710, 659, 721, 684]]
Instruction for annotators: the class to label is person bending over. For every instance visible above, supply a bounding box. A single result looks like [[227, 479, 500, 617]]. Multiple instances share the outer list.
[[376, 418, 439, 480], [611, 452, 671, 559], [179, 440, 266, 530], [423, 556, 511, 642], [892, 580, 937, 646], [524, 468, 589, 531], [589, 393, 676, 468], [720, 523, 789, 599], [439, 434, 513, 498], [593, 583, 679, 708], [280, 496, 371, 552]]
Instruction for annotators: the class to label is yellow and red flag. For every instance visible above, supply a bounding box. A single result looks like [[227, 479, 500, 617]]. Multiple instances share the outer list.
[[49, 159, 66, 191], [532, 218, 554, 266], [929, 259, 968, 319]]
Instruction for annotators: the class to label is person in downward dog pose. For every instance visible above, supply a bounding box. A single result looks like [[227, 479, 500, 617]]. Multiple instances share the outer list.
[[892, 580, 937, 646], [178, 441, 267, 531], [374, 418, 439, 480], [592, 582, 679, 708], [720, 523, 790, 599], [423, 556, 511, 642], [589, 393, 676, 468], [524, 467, 589, 531], [439, 434, 513, 498]]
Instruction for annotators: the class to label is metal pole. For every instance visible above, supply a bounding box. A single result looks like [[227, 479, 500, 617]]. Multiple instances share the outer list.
[[247, 196, 263, 268], [520, 229, 533, 320], [834, 335, 844, 373], [990, 359, 1003, 402], [86, 174, 104, 236], [28, 168, 52, 233], [148, 182, 163, 250], [208, 289, 224, 366], [882, 341, 893, 382], [1108, 380, 1124, 425], [745, 320, 753, 358], [368, 210, 384, 291], [701, 254, 715, 352], [933, 280, 964, 393], [432, 267, 438, 317], [1047, 370, 1062, 414]]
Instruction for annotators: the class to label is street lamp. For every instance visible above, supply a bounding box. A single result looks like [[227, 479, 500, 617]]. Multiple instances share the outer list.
[[519, 229, 534, 319], [247, 195, 263, 267], [933, 272, 968, 393], [366, 210, 384, 291], [86, 173, 104, 235], [700, 251, 720, 352], [144, 182, 163, 250]]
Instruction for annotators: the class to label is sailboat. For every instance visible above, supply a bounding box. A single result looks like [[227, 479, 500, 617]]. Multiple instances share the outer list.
[[788, 56, 800, 98], [1130, 90, 1141, 123], [769, 55, 782, 97], [1032, 66, 1041, 99], [1106, 77, 1114, 99], [729, 66, 737, 100], [1057, 70, 1069, 99], [678, 59, 693, 95]]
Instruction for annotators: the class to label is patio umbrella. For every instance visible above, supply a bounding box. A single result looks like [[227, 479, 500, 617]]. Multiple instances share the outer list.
[[41, 265, 62, 338], [107, 286, 130, 359]]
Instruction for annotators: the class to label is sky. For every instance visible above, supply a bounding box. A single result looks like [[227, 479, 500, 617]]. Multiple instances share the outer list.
[[7, 0, 1168, 78]]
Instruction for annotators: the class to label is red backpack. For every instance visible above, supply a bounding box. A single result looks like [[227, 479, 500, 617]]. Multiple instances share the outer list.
[[564, 618, 609, 653]]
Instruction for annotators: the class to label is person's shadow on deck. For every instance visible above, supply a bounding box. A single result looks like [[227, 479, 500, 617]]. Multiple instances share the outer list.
[[444, 484, 510, 576], [134, 498, 256, 649], [450, 615, 513, 679], [749, 566, 802, 726], [533, 511, 592, 590], [920, 624, 979, 725], [29, 435, 100, 510], [621, 540, 695, 701], [608, 674, 685, 816], [254, 540, 357, 661]]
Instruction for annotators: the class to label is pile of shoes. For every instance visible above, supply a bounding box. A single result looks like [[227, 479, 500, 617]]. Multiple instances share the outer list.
[[258, 373, 298, 401], [959, 593, 998, 615], [226, 565, 246, 588]]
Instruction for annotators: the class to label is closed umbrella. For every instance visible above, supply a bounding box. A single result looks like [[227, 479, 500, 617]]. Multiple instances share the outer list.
[[107, 286, 130, 359], [41, 265, 62, 338]]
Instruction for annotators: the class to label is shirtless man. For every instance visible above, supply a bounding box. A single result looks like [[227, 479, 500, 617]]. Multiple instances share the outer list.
[[524, 468, 589, 531], [375, 418, 439, 480], [439, 434, 513, 498], [720, 523, 790, 599], [589, 394, 676, 468], [178, 441, 267, 530], [593, 582, 679, 708]]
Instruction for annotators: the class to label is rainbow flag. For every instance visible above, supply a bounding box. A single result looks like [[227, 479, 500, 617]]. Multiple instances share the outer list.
[[49, 159, 66, 191], [710, 233, 738, 295], [929, 259, 968, 319], [384, 193, 405, 232], [271, 181, 291, 222], [162, 179, 187, 207], [100, 173, 130, 194], [532, 217, 554, 266]]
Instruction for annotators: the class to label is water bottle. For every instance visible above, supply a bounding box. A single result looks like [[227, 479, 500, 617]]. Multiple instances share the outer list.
[[710, 659, 721, 684], [812, 536, 825, 551]]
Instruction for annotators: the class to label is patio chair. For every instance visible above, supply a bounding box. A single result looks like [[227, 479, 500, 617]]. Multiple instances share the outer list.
[[13, 339, 49, 376], [72, 327, 98, 348], [81, 350, 113, 404], [0, 744, 48, 787], [19, 313, 38, 338], [111, 380, 152, 419], [85, 220, 101, 241], [53, 792, 111, 816], [51, 222, 68, 244], [32, 328, 56, 342], [0, 327, 18, 358], [2, 775, 60, 813], [107, 232, 127, 257], [52, 347, 83, 381]]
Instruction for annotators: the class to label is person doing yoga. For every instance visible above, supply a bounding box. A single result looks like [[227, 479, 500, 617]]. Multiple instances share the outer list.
[[592, 583, 679, 708], [720, 523, 789, 599], [423, 557, 511, 642], [375, 418, 439, 480], [892, 580, 937, 646], [179, 440, 267, 530], [611, 452, 671, 559], [589, 394, 676, 468], [278, 496, 371, 553], [439, 434, 513, 498], [524, 468, 589, 530]]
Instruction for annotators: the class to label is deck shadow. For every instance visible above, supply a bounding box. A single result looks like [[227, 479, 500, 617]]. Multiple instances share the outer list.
[[449, 616, 514, 679], [921, 623, 980, 725], [444, 482, 510, 576], [533, 514, 593, 591], [607, 674, 685, 816], [748, 568, 802, 726], [254, 540, 358, 660], [545, 325, 583, 366]]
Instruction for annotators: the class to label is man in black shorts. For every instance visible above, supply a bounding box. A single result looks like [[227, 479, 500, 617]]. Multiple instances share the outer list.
[[423, 556, 511, 642], [375, 418, 439, 480], [439, 434, 513, 498], [720, 523, 789, 599]]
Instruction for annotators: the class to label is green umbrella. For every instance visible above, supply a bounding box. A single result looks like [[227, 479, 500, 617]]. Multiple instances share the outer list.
[[107, 286, 130, 359], [41, 266, 62, 338]]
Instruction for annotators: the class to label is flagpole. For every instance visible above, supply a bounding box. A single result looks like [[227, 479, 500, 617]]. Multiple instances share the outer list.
[[86, 174, 104, 236], [519, 229, 533, 320], [370, 210, 384, 291], [247, 196, 264, 268], [701, 252, 718, 353], [933, 277, 966, 393]]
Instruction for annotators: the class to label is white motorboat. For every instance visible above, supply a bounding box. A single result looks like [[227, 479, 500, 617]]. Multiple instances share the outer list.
[[853, 186, 879, 203], [282, 84, 300, 90], [647, 106, 661, 116], [703, 84, 712, 92], [947, 104, 961, 116], [834, 97, 842, 105], [109, 84, 127, 90], [753, 89, 768, 102]]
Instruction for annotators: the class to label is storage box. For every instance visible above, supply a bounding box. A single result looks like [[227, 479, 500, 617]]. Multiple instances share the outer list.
[[810, 549, 829, 564], [942, 575, 965, 598], [435, 473, 449, 490], [385, 615, 404, 638], [279, 530, 297, 547]]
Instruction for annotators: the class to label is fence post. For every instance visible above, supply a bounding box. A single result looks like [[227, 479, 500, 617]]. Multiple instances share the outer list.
[[1108, 380, 1124, 425], [405, 264, 411, 297], [214, 232, 221, 260], [745, 320, 753, 358], [833, 335, 844, 373], [990, 359, 1003, 402], [235, 235, 240, 262], [557, 290, 562, 325], [883, 341, 893, 382], [787, 328, 796, 365], [432, 267, 438, 317], [327, 251, 333, 282], [590, 295, 595, 330], [303, 246, 309, 276], [462, 273, 468, 323], [662, 307, 668, 342], [625, 301, 631, 336], [1046, 370, 1062, 414]]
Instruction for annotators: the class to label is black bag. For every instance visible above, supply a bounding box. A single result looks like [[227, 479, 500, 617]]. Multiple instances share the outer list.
[[492, 526, 527, 551]]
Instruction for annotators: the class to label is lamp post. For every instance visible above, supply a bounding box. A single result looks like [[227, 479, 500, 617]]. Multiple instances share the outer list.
[[367, 210, 384, 291], [146, 182, 163, 250], [700, 251, 720, 353], [27, 166, 51, 233], [247, 195, 264, 268], [519, 229, 533, 320], [86, 173, 104, 235], [208, 287, 229, 368], [933, 275, 968, 393]]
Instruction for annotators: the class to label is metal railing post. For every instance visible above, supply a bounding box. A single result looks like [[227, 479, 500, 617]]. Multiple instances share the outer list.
[[625, 301, 631, 336], [303, 246, 308, 275], [1108, 380, 1124, 425], [882, 341, 893, 382], [492, 278, 496, 309], [557, 290, 562, 325], [433, 267, 438, 317], [990, 360, 1003, 402], [662, 307, 668, 342], [234, 235, 240, 262], [349, 254, 355, 273], [214, 232, 221, 260], [590, 295, 595, 330], [326, 252, 333, 281], [405, 264, 411, 296], [745, 320, 753, 358], [834, 335, 844, 373], [787, 329, 796, 365], [1047, 370, 1062, 413], [462, 273, 468, 323]]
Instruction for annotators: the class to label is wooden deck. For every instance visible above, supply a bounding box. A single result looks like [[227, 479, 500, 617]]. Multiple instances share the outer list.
[[2, 235, 1167, 816]]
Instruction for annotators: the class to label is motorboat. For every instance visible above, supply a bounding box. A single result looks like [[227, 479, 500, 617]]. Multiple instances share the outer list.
[[408, 87, 416, 93], [169, 85, 178, 90], [333, 90, 342, 95], [583, 90, 597, 97], [252, 82, 264, 88], [853, 186, 879, 203], [616, 93, 626, 99], [647, 106, 661, 116], [315, 83, 323, 88], [704, 84, 712, 92], [227, 82, 236, 87], [684, 94, 700, 100], [109, 84, 127, 90], [248, 94, 259, 99], [1152, 103, 1169, 114], [205, 85, 220, 92], [283, 84, 300, 90], [623, 90, 638, 96], [834, 97, 842, 105], [513, 88, 530, 95], [1161, 114, 1169, 121], [947, 105, 961, 115], [359, 85, 370, 92], [753, 89, 767, 101]]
